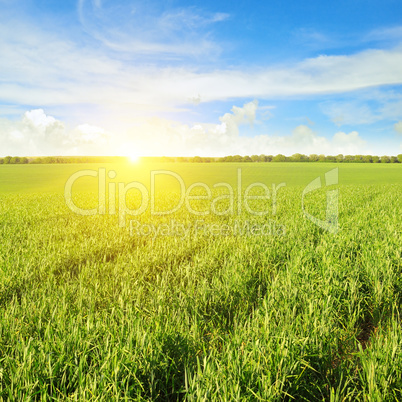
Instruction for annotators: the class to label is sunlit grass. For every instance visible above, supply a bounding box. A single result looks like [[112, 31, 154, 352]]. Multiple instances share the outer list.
[[0, 163, 401, 400]]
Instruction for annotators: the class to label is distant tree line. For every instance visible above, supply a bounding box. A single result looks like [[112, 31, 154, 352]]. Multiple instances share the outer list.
[[149, 154, 402, 163], [0, 156, 128, 164], [1, 154, 402, 164]]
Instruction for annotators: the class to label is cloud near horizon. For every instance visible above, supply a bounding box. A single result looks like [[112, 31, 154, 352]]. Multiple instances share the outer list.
[[0, 109, 111, 156], [0, 103, 374, 157]]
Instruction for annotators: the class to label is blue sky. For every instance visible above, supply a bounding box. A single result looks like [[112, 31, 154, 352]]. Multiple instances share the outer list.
[[1, 0, 402, 156]]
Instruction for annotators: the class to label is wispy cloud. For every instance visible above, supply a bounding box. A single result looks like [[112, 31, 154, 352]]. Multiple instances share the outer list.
[[320, 101, 380, 126], [77, 0, 227, 57], [364, 26, 402, 43], [292, 28, 336, 50], [320, 91, 402, 127], [2, 8, 402, 115]]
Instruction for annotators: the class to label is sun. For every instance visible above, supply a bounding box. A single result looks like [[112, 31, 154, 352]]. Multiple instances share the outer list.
[[129, 154, 140, 163], [118, 143, 143, 163]]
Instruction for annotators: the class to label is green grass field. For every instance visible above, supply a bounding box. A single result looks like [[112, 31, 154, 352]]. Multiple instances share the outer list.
[[0, 162, 401, 400], [0, 162, 401, 194]]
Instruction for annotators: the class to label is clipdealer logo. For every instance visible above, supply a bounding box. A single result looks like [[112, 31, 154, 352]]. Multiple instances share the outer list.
[[64, 167, 339, 234], [302, 168, 339, 234], [64, 168, 285, 227], [129, 219, 286, 240]]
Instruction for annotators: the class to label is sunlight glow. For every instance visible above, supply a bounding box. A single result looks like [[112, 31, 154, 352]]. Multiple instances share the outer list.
[[118, 143, 143, 163], [129, 154, 141, 163]]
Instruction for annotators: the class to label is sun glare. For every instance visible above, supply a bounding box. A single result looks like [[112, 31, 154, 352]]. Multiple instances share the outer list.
[[129, 154, 140, 163], [123, 146, 142, 163]]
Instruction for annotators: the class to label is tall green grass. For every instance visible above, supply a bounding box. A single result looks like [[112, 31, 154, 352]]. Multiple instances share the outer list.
[[0, 164, 401, 400]]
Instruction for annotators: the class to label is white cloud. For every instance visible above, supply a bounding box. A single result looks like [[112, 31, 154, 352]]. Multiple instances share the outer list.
[[240, 126, 367, 156], [0, 110, 111, 156], [70, 124, 110, 146], [19, 109, 66, 153], [23, 109, 63, 132], [187, 94, 201, 105], [289, 125, 329, 150], [218, 100, 258, 138], [332, 131, 366, 154], [118, 103, 369, 157], [0, 103, 376, 157]]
